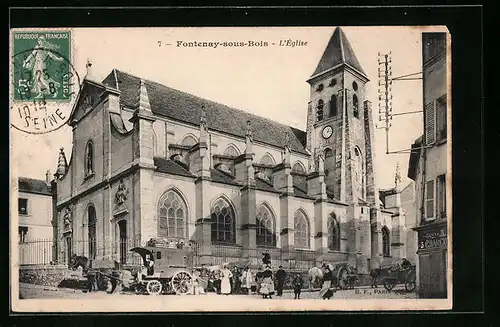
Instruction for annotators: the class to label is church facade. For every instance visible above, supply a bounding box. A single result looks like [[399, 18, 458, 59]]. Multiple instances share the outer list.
[[53, 27, 408, 274]]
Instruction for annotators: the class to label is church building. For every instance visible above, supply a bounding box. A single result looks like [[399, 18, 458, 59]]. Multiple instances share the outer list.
[[53, 27, 407, 274]]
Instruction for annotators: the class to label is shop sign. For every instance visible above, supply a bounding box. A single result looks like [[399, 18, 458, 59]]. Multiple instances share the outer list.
[[418, 228, 447, 250]]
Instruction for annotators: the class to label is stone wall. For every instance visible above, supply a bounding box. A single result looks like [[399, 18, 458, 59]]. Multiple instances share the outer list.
[[19, 265, 78, 287]]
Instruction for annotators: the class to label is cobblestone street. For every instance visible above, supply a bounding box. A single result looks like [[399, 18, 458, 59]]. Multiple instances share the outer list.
[[19, 283, 417, 300]]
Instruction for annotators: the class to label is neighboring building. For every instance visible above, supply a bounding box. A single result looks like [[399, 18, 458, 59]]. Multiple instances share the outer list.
[[53, 27, 408, 273], [18, 173, 55, 264], [408, 32, 448, 298], [400, 181, 418, 265], [379, 166, 419, 267]]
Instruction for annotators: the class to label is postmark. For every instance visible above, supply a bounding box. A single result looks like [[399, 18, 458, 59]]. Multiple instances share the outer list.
[[10, 30, 80, 134]]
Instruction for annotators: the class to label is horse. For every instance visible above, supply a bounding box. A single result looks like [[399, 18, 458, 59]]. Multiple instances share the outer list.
[[69, 254, 98, 292], [307, 266, 324, 291]]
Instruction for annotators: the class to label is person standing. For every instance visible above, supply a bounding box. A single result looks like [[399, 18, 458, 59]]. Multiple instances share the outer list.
[[232, 267, 241, 294], [275, 266, 286, 297], [293, 273, 304, 299], [318, 265, 335, 300], [220, 264, 233, 295], [241, 267, 253, 295], [260, 266, 275, 299], [255, 267, 263, 294]]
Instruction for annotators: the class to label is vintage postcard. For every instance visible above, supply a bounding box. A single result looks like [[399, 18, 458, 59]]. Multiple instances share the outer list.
[[10, 26, 452, 312]]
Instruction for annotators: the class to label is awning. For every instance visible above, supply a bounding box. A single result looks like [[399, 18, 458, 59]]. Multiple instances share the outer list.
[[129, 247, 153, 266]]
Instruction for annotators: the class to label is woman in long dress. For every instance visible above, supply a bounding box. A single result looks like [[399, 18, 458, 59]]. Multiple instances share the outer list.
[[220, 265, 233, 295], [318, 265, 334, 299], [240, 267, 253, 295], [259, 266, 275, 299]]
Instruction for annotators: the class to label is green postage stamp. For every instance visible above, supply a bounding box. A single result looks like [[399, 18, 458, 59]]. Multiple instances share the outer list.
[[11, 31, 73, 102], [10, 29, 79, 134]]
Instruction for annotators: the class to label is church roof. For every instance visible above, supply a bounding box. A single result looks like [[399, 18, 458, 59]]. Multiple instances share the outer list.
[[153, 157, 196, 178], [210, 169, 241, 186], [18, 177, 52, 196], [102, 70, 308, 155], [311, 27, 367, 78]]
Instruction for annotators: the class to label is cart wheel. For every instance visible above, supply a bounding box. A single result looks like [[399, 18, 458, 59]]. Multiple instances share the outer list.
[[405, 270, 416, 292], [171, 271, 192, 295], [146, 280, 162, 295], [383, 280, 395, 291], [337, 266, 349, 290]]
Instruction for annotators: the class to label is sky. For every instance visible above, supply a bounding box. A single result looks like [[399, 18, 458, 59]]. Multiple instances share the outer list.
[[10, 26, 426, 190]]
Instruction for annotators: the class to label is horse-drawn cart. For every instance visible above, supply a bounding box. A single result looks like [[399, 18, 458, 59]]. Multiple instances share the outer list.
[[376, 265, 416, 292], [130, 246, 195, 295]]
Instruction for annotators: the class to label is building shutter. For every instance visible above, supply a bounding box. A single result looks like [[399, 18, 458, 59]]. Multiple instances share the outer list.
[[425, 180, 435, 220], [425, 101, 436, 145]]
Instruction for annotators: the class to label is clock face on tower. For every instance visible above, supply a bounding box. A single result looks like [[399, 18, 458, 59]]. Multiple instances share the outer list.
[[322, 125, 333, 139]]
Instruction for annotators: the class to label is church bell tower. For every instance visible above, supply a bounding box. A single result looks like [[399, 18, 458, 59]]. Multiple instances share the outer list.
[[305, 27, 374, 205]]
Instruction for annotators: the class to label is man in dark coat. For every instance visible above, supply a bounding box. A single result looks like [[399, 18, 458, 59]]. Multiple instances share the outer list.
[[275, 266, 286, 296]]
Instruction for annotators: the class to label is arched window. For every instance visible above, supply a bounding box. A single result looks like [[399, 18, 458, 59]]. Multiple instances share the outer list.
[[330, 95, 338, 117], [118, 220, 127, 264], [85, 141, 94, 176], [211, 197, 236, 244], [294, 210, 310, 248], [316, 100, 324, 122], [382, 226, 391, 256], [223, 144, 240, 157], [260, 153, 276, 166], [256, 205, 276, 246], [327, 213, 340, 251], [292, 161, 306, 174], [158, 189, 187, 238], [88, 206, 97, 260], [181, 135, 198, 147], [353, 94, 359, 118]]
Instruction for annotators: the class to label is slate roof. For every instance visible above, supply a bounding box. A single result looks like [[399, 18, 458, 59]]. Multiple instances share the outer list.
[[210, 169, 240, 186], [18, 177, 52, 196], [311, 27, 367, 78], [293, 179, 313, 199], [153, 157, 196, 178], [102, 70, 308, 155], [255, 177, 279, 193]]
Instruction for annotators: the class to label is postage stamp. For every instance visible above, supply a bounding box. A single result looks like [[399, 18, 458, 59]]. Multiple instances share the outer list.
[[10, 30, 79, 134], [10, 25, 453, 313]]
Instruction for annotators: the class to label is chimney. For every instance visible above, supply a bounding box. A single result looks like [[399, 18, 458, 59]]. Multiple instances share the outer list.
[[45, 169, 51, 185]]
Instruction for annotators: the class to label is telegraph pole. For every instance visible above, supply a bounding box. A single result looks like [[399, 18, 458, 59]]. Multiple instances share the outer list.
[[376, 51, 424, 154], [377, 52, 393, 154]]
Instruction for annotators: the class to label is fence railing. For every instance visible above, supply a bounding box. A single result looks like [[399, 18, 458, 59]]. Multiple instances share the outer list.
[[18, 239, 318, 269], [18, 239, 54, 265]]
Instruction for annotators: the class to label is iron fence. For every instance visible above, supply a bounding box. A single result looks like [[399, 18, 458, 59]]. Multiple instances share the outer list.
[[18, 239, 54, 265], [18, 239, 318, 269]]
